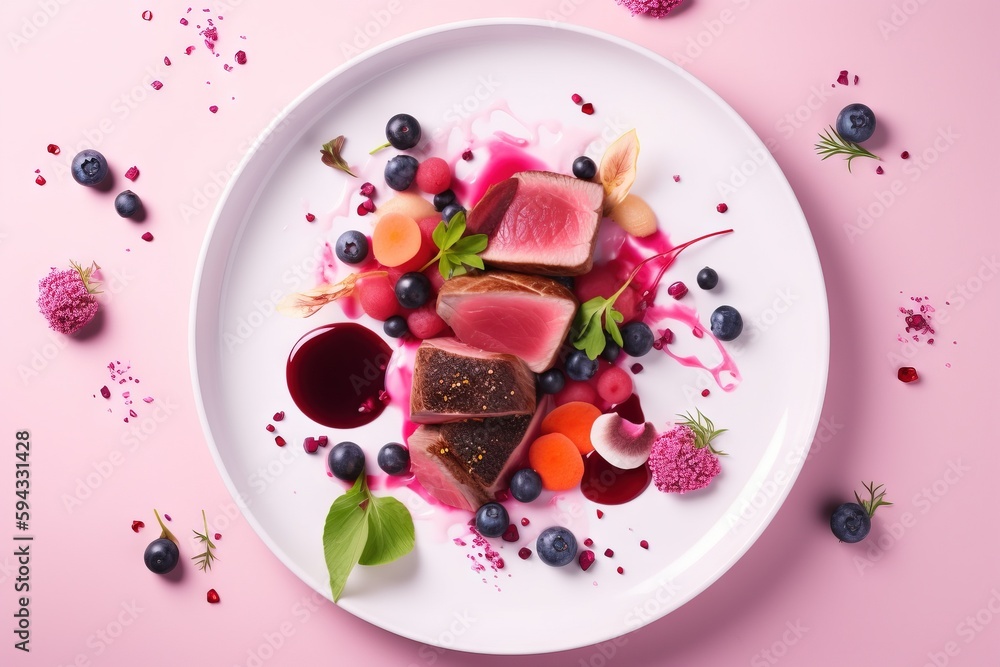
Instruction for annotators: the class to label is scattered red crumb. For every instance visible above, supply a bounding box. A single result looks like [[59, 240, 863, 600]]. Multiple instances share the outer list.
[[898, 297, 936, 344], [854, 75, 859, 85], [206, 589, 221, 604], [518, 547, 531, 560], [897, 367, 919, 383], [901, 151, 909, 159], [265, 423, 275, 432], [701, 389, 710, 397], [596, 509, 604, 519], [46, 144, 60, 155], [235, 50, 247, 65], [129, 409, 137, 418], [502, 524, 519, 542], [640, 539, 649, 549], [164, 56, 171, 66], [361, 198, 376, 213], [185, 45, 195, 54], [223, 64, 233, 72], [214, 533, 222, 540], [273, 411, 285, 421], [617, 566, 624, 575], [141, 232, 154, 242], [100, 386, 111, 399], [142, 10, 153, 21], [462, 150, 474, 161], [180, 18, 189, 25], [672, 175, 680, 182], [35, 175, 45, 186], [571, 93, 583, 105], [583, 537, 594, 547], [579, 550, 595, 571], [125, 166, 139, 181], [357, 203, 370, 216], [143, 396, 153, 403], [131, 520, 144, 533], [876, 166, 884, 174], [208, 105, 218, 113], [360, 182, 376, 197], [151, 80, 164, 91], [837, 70, 849, 86], [520, 517, 529, 526], [581, 102, 595, 115], [604, 548, 614, 558], [305, 213, 316, 222], [275, 435, 286, 447], [652, 328, 674, 352], [716, 202, 728, 213], [630, 363, 643, 374]]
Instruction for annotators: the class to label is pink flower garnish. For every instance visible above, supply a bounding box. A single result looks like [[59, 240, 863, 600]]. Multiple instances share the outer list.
[[37, 262, 100, 335], [615, 0, 683, 17], [648, 426, 721, 493]]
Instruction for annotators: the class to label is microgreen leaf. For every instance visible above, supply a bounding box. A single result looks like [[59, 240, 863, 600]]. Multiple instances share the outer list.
[[419, 211, 489, 279], [814, 126, 880, 173], [191, 509, 219, 572], [358, 494, 415, 566], [677, 409, 728, 455], [320, 136, 357, 177], [855, 481, 892, 518]]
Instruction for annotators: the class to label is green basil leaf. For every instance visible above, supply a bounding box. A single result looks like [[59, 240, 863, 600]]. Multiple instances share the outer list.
[[450, 234, 488, 255], [442, 215, 467, 249], [322, 476, 370, 602], [460, 254, 485, 271], [359, 495, 415, 566]]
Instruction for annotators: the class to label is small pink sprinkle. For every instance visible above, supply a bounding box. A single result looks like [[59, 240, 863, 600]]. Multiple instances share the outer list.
[[142, 396, 154, 403], [581, 102, 595, 115], [716, 202, 728, 213], [672, 175, 680, 182], [837, 70, 849, 86], [604, 548, 614, 558], [640, 539, 649, 549], [596, 509, 604, 519], [141, 232, 154, 242], [164, 56, 171, 66], [185, 46, 195, 54], [151, 80, 163, 90], [901, 151, 910, 159], [854, 74, 859, 84], [214, 533, 222, 540], [701, 389, 710, 397], [876, 166, 884, 174], [180, 18, 189, 25], [265, 424, 275, 432], [462, 150, 474, 161], [164, 514, 172, 521], [305, 213, 316, 222], [209, 105, 219, 113], [235, 50, 247, 65], [125, 166, 139, 181], [571, 93, 583, 105], [142, 10, 153, 20], [617, 566, 624, 575], [35, 175, 45, 186]]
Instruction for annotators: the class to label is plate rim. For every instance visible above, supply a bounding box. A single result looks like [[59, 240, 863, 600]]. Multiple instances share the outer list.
[[189, 17, 830, 655]]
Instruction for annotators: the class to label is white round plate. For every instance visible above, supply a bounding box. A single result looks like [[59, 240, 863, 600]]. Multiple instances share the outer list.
[[191, 19, 828, 655]]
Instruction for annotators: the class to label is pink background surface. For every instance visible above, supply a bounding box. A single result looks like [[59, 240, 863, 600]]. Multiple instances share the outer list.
[[3, 1, 998, 665]]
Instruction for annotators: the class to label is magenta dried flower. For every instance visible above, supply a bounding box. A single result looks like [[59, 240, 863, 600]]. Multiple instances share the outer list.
[[37, 261, 101, 334], [616, 0, 683, 17]]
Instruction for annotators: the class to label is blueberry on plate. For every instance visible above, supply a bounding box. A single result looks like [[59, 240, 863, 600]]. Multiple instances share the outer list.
[[335, 230, 369, 265], [836, 103, 877, 144], [601, 334, 621, 362], [377, 442, 410, 476], [385, 114, 421, 150], [383, 315, 408, 338], [328, 442, 365, 481], [509, 469, 543, 503], [565, 349, 598, 382], [71, 149, 109, 187], [394, 272, 431, 309], [696, 267, 719, 290], [621, 321, 654, 357], [432, 189, 456, 212], [536, 526, 578, 567], [441, 203, 465, 223], [572, 156, 597, 180], [143, 537, 179, 574], [114, 190, 142, 218], [475, 502, 509, 538], [384, 155, 419, 191], [710, 305, 743, 341], [536, 368, 565, 395]]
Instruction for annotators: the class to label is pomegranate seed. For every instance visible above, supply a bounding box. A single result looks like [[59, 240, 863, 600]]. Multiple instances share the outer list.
[[141, 232, 154, 242], [876, 166, 884, 174], [362, 198, 376, 213], [209, 105, 219, 113], [305, 213, 316, 222], [502, 524, 519, 542], [360, 182, 376, 197], [100, 386, 111, 399], [235, 50, 247, 65], [273, 411, 285, 421], [214, 532, 222, 540], [716, 202, 728, 213], [672, 174, 681, 182], [131, 520, 144, 532], [583, 538, 594, 547], [317, 436, 329, 447], [571, 93, 583, 104], [630, 363, 643, 374], [125, 166, 139, 181], [180, 18, 189, 25], [898, 367, 919, 383], [462, 150, 474, 161], [518, 547, 532, 560], [659, 328, 674, 345], [667, 281, 688, 299], [164, 514, 171, 521], [275, 435, 287, 447], [604, 548, 614, 558], [854, 74, 859, 84], [579, 550, 596, 571], [303, 437, 319, 454], [639, 539, 649, 549], [617, 566, 624, 575], [581, 102, 595, 115], [206, 589, 221, 604], [596, 509, 604, 519], [520, 517, 529, 526], [265, 424, 275, 432], [164, 56, 171, 66], [46, 143, 60, 154], [142, 10, 153, 20], [837, 70, 849, 85], [151, 80, 163, 90], [901, 151, 910, 159], [35, 175, 45, 186], [185, 45, 195, 54], [357, 203, 370, 216]]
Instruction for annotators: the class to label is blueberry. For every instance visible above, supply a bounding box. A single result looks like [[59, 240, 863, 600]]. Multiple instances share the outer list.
[[394, 272, 431, 309], [383, 315, 408, 338], [710, 305, 743, 341], [385, 114, 421, 150], [552, 276, 575, 292], [441, 203, 465, 223], [565, 349, 598, 381], [601, 334, 621, 362], [71, 149, 109, 187], [143, 537, 179, 574], [696, 267, 719, 290], [536, 368, 565, 395], [621, 322, 654, 357], [377, 442, 410, 476], [836, 103, 877, 144], [432, 189, 456, 212], [572, 156, 597, 180], [536, 526, 577, 567], [335, 230, 369, 265], [509, 469, 542, 503], [475, 502, 509, 538], [114, 190, 142, 218], [830, 502, 871, 543], [384, 155, 419, 191], [328, 441, 365, 481]]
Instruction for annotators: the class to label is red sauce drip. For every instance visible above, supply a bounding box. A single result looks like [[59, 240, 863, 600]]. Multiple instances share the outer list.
[[286, 323, 391, 428], [451, 140, 547, 206], [580, 452, 651, 505]]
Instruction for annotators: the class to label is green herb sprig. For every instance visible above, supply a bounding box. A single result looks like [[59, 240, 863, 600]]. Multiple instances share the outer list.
[[572, 229, 734, 359], [191, 509, 219, 572], [320, 136, 357, 177], [814, 126, 880, 172], [420, 211, 489, 279], [855, 481, 892, 518], [323, 476, 415, 602], [677, 409, 728, 455]]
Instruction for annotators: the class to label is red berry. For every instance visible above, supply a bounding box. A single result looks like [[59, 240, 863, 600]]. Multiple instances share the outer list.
[[901, 151, 910, 159], [415, 157, 451, 195], [518, 547, 532, 560], [898, 367, 919, 383], [571, 93, 583, 104], [206, 589, 221, 603], [597, 366, 632, 405]]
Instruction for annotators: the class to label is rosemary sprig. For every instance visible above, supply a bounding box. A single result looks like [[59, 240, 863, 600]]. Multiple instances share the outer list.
[[814, 126, 880, 172], [191, 509, 219, 572], [855, 481, 892, 518], [676, 409, 728, 455]]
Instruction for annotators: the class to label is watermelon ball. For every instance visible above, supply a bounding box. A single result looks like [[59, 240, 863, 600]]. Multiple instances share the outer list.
[[596, 366, 633, 405], [415, 157, 451, 195]]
